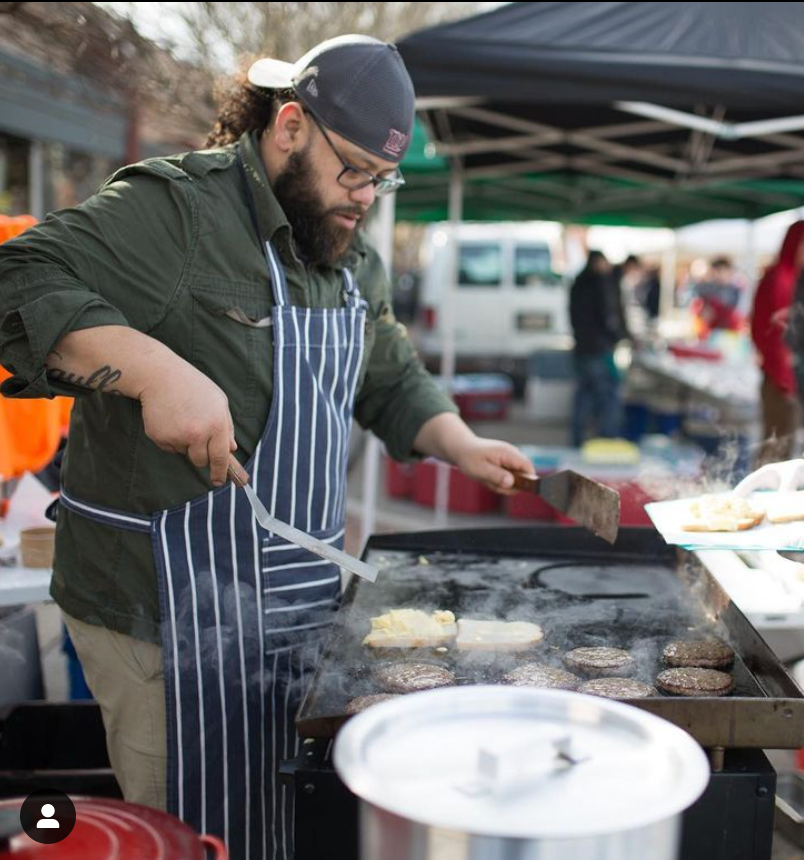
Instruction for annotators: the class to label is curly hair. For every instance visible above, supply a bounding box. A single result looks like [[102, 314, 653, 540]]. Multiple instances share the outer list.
[[205, 72, 296, 148]]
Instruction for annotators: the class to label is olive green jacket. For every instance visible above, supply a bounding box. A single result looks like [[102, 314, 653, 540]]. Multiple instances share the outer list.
[[0, 131, 455, 641]]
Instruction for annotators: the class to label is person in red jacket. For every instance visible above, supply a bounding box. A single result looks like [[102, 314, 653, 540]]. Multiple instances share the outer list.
[[751, 221, 804, 465]]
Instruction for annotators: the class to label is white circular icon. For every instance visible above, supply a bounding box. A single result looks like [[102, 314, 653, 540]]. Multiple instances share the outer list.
[[36, 804, 59, 829]]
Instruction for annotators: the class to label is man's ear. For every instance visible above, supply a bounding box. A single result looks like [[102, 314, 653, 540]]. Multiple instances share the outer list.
[[272, 102, 310, 154]]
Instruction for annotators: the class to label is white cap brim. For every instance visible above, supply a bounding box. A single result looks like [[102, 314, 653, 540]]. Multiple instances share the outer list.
[[248, 58, 296, 89]]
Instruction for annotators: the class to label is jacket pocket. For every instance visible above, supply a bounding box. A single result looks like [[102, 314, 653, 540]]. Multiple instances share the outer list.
[[188, 279, 273, 418]]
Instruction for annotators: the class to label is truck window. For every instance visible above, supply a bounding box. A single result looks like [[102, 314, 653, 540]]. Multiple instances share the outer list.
[[515, 244, 553, 286], [458, 243, 502, 287]]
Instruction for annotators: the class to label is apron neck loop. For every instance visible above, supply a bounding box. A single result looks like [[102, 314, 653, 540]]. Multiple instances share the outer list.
[[236, 153, 290, 308], [265, 240, 290, 307], [341, 268, 364, 309]]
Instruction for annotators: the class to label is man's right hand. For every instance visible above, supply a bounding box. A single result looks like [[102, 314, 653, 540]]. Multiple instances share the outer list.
[[47, 326, 237, 486], [139, 359, 236, 487]]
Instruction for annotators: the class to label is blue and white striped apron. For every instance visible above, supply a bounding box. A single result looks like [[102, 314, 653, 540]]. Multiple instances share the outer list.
[[60, 237, 367, 860]]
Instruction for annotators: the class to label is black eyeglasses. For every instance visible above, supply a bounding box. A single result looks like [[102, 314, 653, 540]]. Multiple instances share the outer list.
[[310, 114, 404, 197]]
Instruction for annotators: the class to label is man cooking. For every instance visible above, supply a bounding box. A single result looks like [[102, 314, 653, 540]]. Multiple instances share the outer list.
[[0, 35, 533, 860]]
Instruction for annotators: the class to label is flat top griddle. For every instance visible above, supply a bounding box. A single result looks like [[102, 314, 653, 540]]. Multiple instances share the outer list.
[[297, 527, 804, 749]]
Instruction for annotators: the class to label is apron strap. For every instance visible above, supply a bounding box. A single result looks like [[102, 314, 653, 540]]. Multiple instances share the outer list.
[[265, 240, 290, 307], [342, 268, 367, 310], [236, 154, 289, 308], [58, 487, 153, 534]]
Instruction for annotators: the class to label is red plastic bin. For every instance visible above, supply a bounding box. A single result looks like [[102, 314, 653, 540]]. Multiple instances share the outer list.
[[413, 461, 500, 514], [614, 481, 656, 526], [503, 487, 557, 521], [448, 374, 513, 422], [452, 391, 511, 422], [385, 457, 416, 499]]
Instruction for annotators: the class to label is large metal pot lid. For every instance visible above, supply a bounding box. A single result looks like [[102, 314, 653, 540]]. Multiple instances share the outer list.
[[334, 686, 710, 840]]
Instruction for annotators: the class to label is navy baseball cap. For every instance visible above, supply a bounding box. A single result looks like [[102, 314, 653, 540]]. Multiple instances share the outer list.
[[247, 35, 415, 163]]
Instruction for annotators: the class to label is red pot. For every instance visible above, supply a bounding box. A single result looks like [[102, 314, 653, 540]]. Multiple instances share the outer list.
[[0, 797, 227, 859]]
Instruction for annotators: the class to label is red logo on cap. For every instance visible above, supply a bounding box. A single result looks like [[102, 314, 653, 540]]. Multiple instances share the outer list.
[[383, 129, 408, 158]]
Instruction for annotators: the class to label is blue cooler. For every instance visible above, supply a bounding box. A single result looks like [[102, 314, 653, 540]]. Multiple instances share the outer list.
[[62, 627, 93, 700]]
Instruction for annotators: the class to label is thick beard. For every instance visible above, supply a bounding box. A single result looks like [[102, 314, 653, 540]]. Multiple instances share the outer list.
[[272, 145, 362, 267]]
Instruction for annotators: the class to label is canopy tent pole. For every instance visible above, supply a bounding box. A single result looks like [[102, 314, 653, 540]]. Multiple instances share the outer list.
[[616, 101, 804, 140], [659, 231, 678, 322], [28, 141, 44, 221], [361, 191, 396, 549], [435, 160, 464, 527]]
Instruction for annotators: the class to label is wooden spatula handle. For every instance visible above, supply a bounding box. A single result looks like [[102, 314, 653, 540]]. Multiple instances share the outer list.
[[227, 453, 250, 488], [506, 469, 539, 492]]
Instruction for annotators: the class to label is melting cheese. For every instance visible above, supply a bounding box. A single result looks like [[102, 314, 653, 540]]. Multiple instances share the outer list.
[[362, 609, 457, 648]]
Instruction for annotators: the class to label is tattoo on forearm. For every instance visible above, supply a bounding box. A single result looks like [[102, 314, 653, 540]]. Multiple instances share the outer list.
[[46, 364, 123, 395]]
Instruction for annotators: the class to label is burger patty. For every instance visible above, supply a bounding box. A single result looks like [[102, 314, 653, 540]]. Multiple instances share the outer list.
[[344, 694, 399, 714], [373, 662, 456, 694], [656, 668, 734, 697], [563, 647, 636, 678], [579, 678, 656, 699], [662, 639, 734, 670], [502, 663, 580, 690]]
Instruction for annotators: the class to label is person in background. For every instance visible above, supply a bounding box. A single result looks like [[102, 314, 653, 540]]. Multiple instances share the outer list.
[[785, 231, 804, 428], [612, 254, 642, 329], [569, 250, 630, 446], [637, 264, 662, 322], [751, 221, 804, 465], [690, 256, 746, 337], [612, 254, 643, 294]]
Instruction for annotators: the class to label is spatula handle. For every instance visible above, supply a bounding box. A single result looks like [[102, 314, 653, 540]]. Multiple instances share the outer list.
[[227, 453, 250, 488], [506, 469, 540, 492]]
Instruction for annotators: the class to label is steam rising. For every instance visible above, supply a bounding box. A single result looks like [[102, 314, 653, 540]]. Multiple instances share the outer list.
[[299, 547, 763, 727]]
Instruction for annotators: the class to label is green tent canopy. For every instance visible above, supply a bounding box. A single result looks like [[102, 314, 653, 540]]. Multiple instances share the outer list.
[[399, 120, 804, 227], [396, 170, 804, 227]]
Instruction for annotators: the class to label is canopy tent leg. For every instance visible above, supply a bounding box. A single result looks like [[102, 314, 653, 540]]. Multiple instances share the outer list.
[[435, 162, 464, 527], [361, 192, 397, 551], [28, 140, 44, 221], [659, 231, 678, 322]]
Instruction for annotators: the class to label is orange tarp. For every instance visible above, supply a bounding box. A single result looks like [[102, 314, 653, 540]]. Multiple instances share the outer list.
[[0, 368, 72, 479], [0, 216, 73, 479], [0, 215, 37, 244]]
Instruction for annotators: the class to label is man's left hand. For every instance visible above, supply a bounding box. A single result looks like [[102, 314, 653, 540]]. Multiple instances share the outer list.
[[452, 438, 535, 496]]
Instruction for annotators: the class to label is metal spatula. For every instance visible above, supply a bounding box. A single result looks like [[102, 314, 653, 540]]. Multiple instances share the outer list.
[[227, 455, 378, 583], [508, 469, 621, 544]]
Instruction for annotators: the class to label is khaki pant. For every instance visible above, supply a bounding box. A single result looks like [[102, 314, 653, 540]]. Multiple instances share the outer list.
[[63, 613, 167, 811], [757, 374, 802, 467]]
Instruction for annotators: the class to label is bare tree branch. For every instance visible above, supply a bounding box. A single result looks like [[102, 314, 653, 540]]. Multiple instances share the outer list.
[[1, 2, 488, 152], [148, 1, 484, 71]]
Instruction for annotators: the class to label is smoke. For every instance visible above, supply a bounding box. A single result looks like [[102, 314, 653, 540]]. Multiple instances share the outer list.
[[636, 425, 760, 505], [300, 546, 752, 724]]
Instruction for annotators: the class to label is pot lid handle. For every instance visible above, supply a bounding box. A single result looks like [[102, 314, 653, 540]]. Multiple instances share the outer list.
[[459, 734, 586, 798]]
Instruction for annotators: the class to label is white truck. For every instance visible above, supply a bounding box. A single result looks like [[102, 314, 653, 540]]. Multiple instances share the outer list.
[[413, 223, 571, 389]]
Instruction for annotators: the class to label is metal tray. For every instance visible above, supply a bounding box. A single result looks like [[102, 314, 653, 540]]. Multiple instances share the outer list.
[[775, 771, 804, 848], [297, 527, 804, 749]]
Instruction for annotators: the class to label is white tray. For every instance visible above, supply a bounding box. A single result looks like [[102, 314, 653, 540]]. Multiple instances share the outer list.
[[645, 494, 804, 551]]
